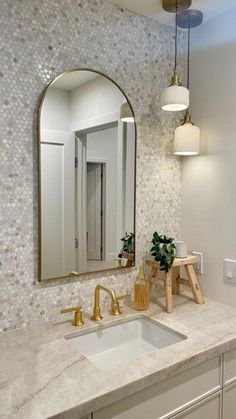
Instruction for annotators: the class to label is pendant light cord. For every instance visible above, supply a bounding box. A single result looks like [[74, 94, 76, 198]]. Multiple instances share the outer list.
[[174, 0, 178, 75], [187, 24, 191, 90]]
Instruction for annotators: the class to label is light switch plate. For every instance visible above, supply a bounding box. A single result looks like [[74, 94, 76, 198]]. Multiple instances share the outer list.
[[224, 259, 236, 286], [192, 251, 203, 275]]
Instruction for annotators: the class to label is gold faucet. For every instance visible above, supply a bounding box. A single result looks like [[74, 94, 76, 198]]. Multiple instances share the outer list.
[[61, 306, 84, 326], [91, 284, 121, 321]]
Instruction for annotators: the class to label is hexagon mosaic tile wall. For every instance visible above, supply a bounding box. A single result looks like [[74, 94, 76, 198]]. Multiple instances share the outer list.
[[0, 0, 186, 331]]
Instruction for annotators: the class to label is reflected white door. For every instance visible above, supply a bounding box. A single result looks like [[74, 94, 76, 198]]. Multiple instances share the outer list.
[[41, 129, 75, 279], [87, 163, 102, 260]]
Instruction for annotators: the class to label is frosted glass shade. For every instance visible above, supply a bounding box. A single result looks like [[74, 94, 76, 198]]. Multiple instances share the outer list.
[[161, 85, 189, 111], [120, 102, 134, 123], [174, 122, 200, 155]]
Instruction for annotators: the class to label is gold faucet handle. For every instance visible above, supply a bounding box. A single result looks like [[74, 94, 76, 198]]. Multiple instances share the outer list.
[[61, 306, 81, 313], [117, 294, 131, 304], [114, 294, 131, 314], [61, 306, 84, 326]]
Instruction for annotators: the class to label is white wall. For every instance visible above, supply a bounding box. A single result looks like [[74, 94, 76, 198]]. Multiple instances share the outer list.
[[69, 75, 125, 131], [41, 76, 125, 133], [41, 87, 70, 131], [181, 8, 236, 307]]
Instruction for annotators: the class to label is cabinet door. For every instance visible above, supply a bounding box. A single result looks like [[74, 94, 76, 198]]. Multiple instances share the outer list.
[[53, 414, 91, 419], [223, 381, 236, 419], [171, 391, 222, 419], [223, 349, 236, 386]]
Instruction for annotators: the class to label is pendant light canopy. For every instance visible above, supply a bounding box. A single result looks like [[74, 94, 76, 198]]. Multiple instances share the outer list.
[[174, 9, 203, 156], [162, 0, 191, 13], [161, 0, 189, 112], [120, 102, 134, 123]]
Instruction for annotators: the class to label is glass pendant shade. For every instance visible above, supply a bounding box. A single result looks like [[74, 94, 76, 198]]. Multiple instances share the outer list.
[[120, 102, 134, 123], [174, 118, 200, 155]]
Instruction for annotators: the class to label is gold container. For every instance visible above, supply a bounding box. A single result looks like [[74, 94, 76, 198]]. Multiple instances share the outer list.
[[133, 265, 150, 311]]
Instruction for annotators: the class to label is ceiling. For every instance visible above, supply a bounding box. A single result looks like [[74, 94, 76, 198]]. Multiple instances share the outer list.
[[110, 0, 236, 26], [54, 71, 98, 91]]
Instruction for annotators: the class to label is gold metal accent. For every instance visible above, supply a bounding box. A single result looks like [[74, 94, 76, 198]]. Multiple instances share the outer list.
[[170, 73, 182, 86], [117, 294, 131, 301], [182, 110, 193, 125], [69, 271, 80, 277], [91, 284, 121, 321], [61, 306, 84, 326], [162, 0, 191, 13], [37, 68, 137, 282]]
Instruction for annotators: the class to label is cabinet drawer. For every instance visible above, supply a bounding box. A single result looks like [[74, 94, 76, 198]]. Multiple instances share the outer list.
[[223, 381, 236, 419], [170, 391, 222, 419], [93, 357, 221, 419], [223, 348, 236, 385]]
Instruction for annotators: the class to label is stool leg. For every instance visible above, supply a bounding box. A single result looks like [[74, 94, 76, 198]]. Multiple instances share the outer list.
[[185, 264, 205, 304], [172, 266, 180, 295], [165, 272, 173, 313], [149, 266, 159, 291]]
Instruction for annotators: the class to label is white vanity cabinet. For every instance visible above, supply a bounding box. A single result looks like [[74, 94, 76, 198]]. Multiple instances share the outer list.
[[222, 348, 236, 419], [82, 348, 236, 419], [223, 348, 236, 386], [93, 357, 222, 419], [223, 382, 236, 419]]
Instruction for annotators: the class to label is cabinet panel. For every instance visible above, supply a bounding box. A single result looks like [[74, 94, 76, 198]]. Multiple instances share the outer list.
[[171, 391, 222, 419], [93, 357, 221, 419], [52, 413, 91, 419], [223, 348, 236, 385], [223, 381, 236, 419]]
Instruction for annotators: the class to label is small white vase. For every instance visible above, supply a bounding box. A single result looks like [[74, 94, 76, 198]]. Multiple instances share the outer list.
[[175, 241, 188, 258]]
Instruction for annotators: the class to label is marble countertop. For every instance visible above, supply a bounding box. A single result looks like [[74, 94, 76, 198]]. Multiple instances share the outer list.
[[1, 295, 236, 419]]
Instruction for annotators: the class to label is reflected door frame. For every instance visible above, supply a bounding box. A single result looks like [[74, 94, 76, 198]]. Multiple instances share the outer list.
[[76, 114, 124, 270], [87, 160, 106, 261], [75, 133, 87, 273]]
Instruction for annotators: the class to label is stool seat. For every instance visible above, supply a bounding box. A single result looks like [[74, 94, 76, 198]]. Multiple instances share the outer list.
[[146, 255, 205, 313]]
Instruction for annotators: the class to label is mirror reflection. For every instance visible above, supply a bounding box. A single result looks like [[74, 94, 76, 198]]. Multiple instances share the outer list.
[[39, 69, 136, 281]]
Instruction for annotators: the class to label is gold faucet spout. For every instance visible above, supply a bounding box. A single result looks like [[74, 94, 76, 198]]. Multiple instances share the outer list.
[[91, 284, 121, 321]]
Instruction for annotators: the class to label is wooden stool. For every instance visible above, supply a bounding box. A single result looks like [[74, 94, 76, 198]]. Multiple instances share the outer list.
[[146, 255, 205, 314]]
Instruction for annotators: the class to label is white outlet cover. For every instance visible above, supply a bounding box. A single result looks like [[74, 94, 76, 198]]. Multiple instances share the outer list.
[[192, 252, 203, 275], [224, 259, 236, 286]]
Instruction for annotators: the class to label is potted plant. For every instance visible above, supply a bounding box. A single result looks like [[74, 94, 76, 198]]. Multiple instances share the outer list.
[[151, 232, 176, 272], [119, 232, 135, 267], [120, 232, 135, 254]]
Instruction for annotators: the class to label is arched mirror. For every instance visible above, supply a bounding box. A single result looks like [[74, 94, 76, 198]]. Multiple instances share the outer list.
[[38, 69, 136, 281]]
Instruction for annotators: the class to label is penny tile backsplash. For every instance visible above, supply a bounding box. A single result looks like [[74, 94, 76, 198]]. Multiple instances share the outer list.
[[0, 0, 185, 331]]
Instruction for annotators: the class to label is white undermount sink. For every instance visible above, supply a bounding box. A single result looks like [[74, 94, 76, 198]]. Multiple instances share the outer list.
[[65, 317, 186, 370]]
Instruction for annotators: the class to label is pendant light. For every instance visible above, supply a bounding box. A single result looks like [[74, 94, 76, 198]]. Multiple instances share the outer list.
[[174, 9, 203, 156], [161, 0, 189, 112], [120, 101, 134, 123]]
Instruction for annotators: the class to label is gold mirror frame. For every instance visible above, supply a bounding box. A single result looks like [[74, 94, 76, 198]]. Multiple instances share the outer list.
[[37, 68, 137, 282]]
